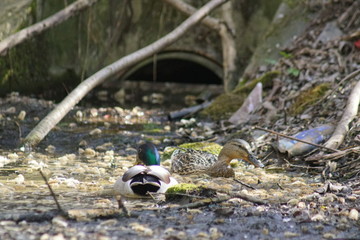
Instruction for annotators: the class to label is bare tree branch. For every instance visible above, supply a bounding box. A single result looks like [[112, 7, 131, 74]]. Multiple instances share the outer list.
[[23, 0, 229, 147], [324, 79, 360, 149], [163, 0, 237, 92], [0, 0, 99, 56]]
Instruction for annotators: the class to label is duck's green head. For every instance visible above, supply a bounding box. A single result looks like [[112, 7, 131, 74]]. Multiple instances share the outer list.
[[136, 142, 160, 166]]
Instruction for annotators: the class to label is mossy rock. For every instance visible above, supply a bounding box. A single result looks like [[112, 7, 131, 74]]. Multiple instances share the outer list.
[[200, 93, 246, 120], [165, 183, 217, 203], [200, 71, 279, 120], [233, 71, 280, 94], [289, 83, 330, 115], [162, 142, 222, 160]]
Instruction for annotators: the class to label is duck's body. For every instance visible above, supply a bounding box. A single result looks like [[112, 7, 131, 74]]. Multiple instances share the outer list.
[[171, 148, 218, 174], [114, 143, 178, 198], [170, 139, 264, 178]]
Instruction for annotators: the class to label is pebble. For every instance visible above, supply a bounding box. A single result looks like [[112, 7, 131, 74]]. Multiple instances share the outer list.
[[7, 153, 18, 160], [12, 174, 25, 185], [346, 195, 357, 201], [17, 110, 26, 120], [209, 227, 222, 240], [129, 222, 153, 236], [348, 208, 359, 220], [76, 110, 83, 119], [83, 148, 96, 157], [297, 201, 306, 208], [89, 128, 102, 135], [311, 214, 325, 222], [52, 216, 68, 228], [45, 145, 56, 154], [287, 198, 299, 206], [0, 221, 16, 226], [68, 122, 77, 128], [323, 233, 336, 239], [283, 231, 299, 238]]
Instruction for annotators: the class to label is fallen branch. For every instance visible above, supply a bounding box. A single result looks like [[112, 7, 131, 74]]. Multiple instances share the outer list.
[[170, 191, 268, 210], [168, 101, 212, 120], [163, 0, 237, 91], [233, 178, 256, 190], [23, 0, 228, 147], [305, 146, 360, 163], [255, 126, 339, 153], [0, 0, 98, 56], [324, 79, 360, 149], [169, 195, 231, 209]]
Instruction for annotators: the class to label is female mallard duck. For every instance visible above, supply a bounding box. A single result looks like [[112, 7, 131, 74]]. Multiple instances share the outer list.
[[114, 142, 178, 198], [170, 139, 264, 178]]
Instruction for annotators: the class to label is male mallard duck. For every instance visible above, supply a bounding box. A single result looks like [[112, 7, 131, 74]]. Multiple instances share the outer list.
[[114, 142, 178, 198], [170, 139, 264, 178]]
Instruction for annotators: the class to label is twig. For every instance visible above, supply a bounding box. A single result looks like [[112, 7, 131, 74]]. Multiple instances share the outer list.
[[169, 196, 230, 209], [255, 126, 339, 153], [38, 169, 65, 215], [14, 121, 22, 139], [305, 146, 360, 162], [276, 183, 284, 190], [205, 187, 267, 205], [233, 178, 256, 190], [282, 156, 323, 169]]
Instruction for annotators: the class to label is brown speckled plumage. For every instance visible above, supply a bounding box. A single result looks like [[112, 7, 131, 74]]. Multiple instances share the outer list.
[[170, 139, 264, 178]]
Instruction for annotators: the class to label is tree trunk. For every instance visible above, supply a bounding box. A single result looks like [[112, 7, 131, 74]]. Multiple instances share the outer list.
[[0, 0, 99, 56]]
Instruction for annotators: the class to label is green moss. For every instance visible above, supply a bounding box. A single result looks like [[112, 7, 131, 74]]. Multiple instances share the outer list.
[[200, 93, 246, 120], [166, 183, 200, 195], [162, 142, 222, 160], [200, 71, 279, 120], [289, 83, 330, 115], [165, 183, 217, 202], [0, 37, 49, 95], [233, 71, 279, 94], [142, 123, 164, 133]]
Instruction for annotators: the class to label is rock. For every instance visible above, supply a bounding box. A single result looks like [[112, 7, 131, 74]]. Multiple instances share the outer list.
[[348, 209, 359, 221]]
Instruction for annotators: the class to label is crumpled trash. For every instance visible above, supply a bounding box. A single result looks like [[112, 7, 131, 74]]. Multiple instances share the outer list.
[[278, 124, 334, 156]]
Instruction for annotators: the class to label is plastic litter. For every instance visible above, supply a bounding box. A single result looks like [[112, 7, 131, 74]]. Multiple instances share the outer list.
[[278, 124, 334, 156]]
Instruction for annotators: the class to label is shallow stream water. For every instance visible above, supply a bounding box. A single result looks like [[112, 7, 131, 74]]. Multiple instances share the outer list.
[[0, 90, 359, 239]]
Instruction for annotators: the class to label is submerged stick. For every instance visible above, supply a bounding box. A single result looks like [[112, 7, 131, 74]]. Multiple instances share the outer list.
[[39, 169, 65, 215], [168, 101, 212, 120]]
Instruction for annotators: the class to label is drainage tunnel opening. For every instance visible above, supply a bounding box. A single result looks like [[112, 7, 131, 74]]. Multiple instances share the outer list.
[[124, 58, 223, 85]]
